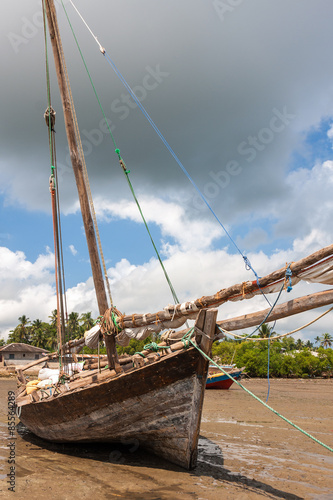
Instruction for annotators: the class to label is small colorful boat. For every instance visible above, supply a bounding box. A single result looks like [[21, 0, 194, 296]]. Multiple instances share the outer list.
[[206, 365, 244, 390]]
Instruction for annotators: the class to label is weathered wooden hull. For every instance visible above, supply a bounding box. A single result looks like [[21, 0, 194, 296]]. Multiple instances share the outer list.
[[206, 368, 243, 390], [18, 347, 208, 469]]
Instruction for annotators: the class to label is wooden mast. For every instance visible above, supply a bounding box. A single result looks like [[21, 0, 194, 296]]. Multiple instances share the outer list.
[[44, 0, 119, 370]]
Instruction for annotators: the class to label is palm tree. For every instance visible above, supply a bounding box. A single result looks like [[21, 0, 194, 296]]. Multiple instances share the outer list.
[[45, 325, 58, 351], [281, 337, 296, 351], [68, 312, 80, 339], [30, 319, 45, 349], [320, 333, 333, 349], [258, 323, 275, 338], [49, 309, 58, 328], [296, 338, 304, 350], [314, 335, 321, 346], [17, 315, 31, 342], [80, 312, 95, 333], [7, 316, 31, 344]]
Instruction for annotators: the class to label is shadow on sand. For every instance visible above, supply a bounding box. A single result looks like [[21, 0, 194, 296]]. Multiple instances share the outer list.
[[18, 424, 302, 500]]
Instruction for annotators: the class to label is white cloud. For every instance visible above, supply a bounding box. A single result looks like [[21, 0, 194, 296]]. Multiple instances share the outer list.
[[69, 244, 78, 256], [94, 196, 223, 252], [60, 244, 331, 343], [0, 247, 56, 339], [0, 235, 331, 343], [272, 159, 333, 244], [2, 141, 333, 343], [0, 247, 54, 298]]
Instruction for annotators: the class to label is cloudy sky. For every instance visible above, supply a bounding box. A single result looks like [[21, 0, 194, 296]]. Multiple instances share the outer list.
[[1, 0, 333, 342]]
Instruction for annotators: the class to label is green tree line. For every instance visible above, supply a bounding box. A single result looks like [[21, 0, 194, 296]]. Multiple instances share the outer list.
[[0, 311, 95, 351], [1, 316, 332, 378], [0, 311, 152, 356], [212, 325, 333, 378]]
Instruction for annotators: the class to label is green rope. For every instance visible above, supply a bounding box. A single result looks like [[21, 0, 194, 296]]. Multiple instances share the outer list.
[[94, 315, 105, 326], [191, 340, 333, 454], [181, 327, 195, 348], [111, 312, 121, 332], [61, 0, 181, 307], [118, 151, 180, 305], [143, 341, 166, 352], [134, 352, 146, 358]]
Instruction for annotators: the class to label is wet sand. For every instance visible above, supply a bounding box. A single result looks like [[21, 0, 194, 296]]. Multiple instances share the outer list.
[[0, 377, 332, 499]]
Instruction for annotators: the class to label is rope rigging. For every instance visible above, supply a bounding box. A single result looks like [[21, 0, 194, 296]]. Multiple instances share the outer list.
[[62, 0, 265, 289], [38, 1, 333, 458], [56, 3, 331, 377], [42, 0, 68, 366], [59, 0, 290, 327], [182, 331, 333, 454], [46, 0, 114, 308]]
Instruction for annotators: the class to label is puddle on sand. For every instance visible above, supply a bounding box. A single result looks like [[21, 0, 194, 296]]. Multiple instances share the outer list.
[[197, 437, 224, 467], [203, 416, 264, 428]]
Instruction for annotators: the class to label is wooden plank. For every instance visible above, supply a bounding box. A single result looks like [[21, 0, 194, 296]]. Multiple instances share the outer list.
[[20, 352, 58, 372], [16, 369, 27, 384], [68, 368, 118, 390], [16, 386, 27, 397], [19, 349, 199, 427], [84, 359, 108, 370], [188, 308, 217, 468], [216, 288, 333, 333]]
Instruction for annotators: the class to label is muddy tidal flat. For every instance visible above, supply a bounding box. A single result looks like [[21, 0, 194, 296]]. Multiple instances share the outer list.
[[0, 377, 332, 500]]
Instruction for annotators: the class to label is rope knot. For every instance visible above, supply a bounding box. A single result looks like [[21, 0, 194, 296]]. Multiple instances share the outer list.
[[285, 263, 293, 292], [102, 306, 123, 335], [49, 175, 55, 192], [243, 255, 261, 288], [143, 342, 159, 352]]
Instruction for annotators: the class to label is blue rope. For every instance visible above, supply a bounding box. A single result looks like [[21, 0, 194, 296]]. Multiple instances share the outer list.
[[66, 0, 283, 308], [102, 50, 261, 280], [219, 282, 285, 342], [266, 329, 271, 401]]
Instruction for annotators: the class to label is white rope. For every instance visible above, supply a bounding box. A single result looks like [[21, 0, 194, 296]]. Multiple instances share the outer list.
[[68, 0, 105, 53]]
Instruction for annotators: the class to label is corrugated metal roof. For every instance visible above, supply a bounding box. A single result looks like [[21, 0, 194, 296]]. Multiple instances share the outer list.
[[0, 343, 49, 353]]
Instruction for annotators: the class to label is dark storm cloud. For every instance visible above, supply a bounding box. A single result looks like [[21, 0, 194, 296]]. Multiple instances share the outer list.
[[1, 0, 333, 230]]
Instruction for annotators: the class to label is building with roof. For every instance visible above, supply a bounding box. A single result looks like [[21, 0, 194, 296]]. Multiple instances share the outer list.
[[0, 343, 49, 367]]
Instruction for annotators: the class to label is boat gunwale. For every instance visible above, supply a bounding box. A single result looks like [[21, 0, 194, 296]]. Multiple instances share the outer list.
[[17, 345, 202, 412]]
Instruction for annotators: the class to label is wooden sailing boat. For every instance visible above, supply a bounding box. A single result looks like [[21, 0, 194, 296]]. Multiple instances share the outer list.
[[15, 0, 217, 470], [206, 365, 244, 390], [15, 0, 333, 469]]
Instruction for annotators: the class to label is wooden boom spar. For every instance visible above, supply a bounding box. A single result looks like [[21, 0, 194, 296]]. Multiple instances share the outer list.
[[159, 288, 333, 342], [44, 0, 119, 370], [112, 244, 333, 330], [216, 288, 333, 334]]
